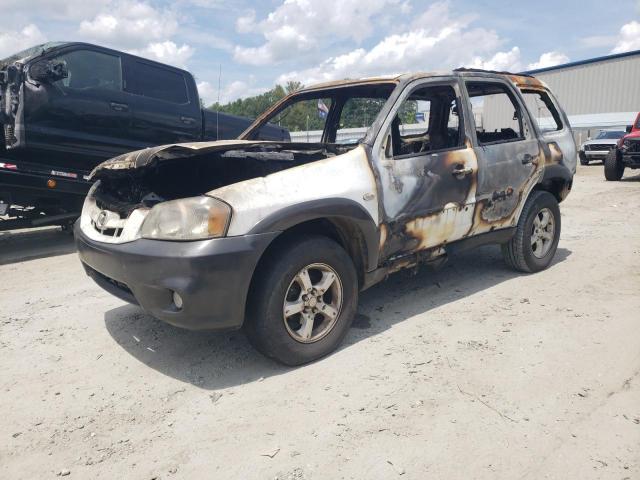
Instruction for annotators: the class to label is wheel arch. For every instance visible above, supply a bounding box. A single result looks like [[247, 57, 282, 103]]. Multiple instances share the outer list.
[[247, 199, 380, 291], [533, 164, 573, 202]]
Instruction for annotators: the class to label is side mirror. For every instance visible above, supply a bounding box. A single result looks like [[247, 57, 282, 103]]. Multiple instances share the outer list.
[[626, 125, 633, 133], [30, 60, 68, 83]]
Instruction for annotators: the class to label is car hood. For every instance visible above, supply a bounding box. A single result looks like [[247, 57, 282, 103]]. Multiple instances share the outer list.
[[89, 140, 334, 178], [623, 131, 640, 140], [582, 138, 620, 147]]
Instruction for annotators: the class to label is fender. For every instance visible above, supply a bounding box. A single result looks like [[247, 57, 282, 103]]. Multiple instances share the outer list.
[[247, 197, 380, 271], [542, 163, 573, 184]]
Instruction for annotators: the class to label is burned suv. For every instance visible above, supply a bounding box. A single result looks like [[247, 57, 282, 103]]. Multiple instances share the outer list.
[[75, 70, 576, 365]]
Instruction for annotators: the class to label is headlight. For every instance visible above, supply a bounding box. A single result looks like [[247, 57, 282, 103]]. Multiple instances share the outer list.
[[140, 196, 231, 240]]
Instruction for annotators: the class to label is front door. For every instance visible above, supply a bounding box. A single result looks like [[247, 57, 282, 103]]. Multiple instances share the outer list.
[[23, 46, 136, 167], [373, 80, 479, 260]]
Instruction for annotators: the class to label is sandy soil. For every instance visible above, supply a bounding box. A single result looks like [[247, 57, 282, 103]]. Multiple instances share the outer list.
[[1, 164, 639, 480]]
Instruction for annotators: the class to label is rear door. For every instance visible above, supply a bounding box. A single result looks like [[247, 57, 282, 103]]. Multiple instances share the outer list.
[[463, 78, 541, 234], [23, 46, 135, 165], [122, 57, 201, 147]]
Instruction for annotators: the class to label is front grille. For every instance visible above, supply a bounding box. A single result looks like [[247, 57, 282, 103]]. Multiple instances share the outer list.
[[624, 139, 640, 153], [586, 144, 614, 151], [90, 219, 123, 238]]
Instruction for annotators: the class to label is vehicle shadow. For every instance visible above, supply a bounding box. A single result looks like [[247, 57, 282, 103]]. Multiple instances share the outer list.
[[621, 172, 640, 182], [104, 245, 571, 390], [0, 227, 75, 265]]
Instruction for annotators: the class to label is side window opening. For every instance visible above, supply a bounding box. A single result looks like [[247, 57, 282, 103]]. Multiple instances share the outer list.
[[49, 50, 122, 91], [521, 89, 563, 132], [467, 81, 523, 145], [125, 61, 189, 104], [390, 84, 463, 158]]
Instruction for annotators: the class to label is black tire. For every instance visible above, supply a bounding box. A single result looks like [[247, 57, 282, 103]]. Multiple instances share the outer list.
[[579, 152, 589, 166], [604, 149, 624, 181], [244, 235, 358, 366], [502, 191, 561, 273]]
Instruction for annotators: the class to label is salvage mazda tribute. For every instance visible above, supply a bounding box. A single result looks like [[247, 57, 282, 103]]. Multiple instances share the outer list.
[[75, 70, 576, 365]]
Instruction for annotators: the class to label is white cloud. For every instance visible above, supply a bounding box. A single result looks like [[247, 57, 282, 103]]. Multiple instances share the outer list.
[[233, 0, 406, 66], [220, 80, 268, 104], [131, 41, 194, 68], [470, 47, 523, 71], [197, 78, 269, 106], [78, 1, 179, 50], [197, 80, 216, 105], [276, 2, 521, 85], [235, 10, 256, 34], [0, 0, 110, 20], [0, 24, 47, 59], [611, 21, 640, 53], [526, 51, 569, 70]]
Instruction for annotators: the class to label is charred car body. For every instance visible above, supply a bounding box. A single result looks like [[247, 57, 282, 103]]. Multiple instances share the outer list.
[[76, 70, 576, 365], [604, 112, 640, 180], [0, 42, 288, 229]]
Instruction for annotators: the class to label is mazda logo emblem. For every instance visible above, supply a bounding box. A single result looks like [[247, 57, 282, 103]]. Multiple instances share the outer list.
[[96, 210, 108, 228]]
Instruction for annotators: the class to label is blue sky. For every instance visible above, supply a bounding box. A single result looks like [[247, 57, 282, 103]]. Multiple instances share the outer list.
[[1, 0, 638, 105]]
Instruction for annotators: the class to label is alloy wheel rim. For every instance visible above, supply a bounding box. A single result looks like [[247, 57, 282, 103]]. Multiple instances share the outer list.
[[282, 263, 343, 343], [531, 207, 555, 258]]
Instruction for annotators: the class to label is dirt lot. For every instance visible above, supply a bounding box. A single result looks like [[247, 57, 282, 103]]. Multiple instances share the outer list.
[[1, 164, 639, 479]]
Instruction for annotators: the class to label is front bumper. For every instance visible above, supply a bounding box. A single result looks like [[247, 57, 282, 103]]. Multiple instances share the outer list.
[[75, 222, 278, 331], [584, 150, 610, 159], [622, 153, 640, 168]]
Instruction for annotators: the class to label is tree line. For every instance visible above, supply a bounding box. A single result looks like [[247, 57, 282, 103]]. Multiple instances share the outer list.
[[208, 81, 417, 132]]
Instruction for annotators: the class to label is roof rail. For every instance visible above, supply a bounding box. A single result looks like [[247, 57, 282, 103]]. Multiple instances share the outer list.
[[453, 67, 534, 78]]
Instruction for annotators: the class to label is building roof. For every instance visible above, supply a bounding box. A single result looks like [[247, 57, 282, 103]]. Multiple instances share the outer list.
[[524, 49, 640, 75]]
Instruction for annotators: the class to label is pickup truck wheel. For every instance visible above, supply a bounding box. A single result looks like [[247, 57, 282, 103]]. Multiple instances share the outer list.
[[501, 191, 561, 273], [604, 149, 624, 181], [579, 152, 589, 165], [244, 235, 358, 366]]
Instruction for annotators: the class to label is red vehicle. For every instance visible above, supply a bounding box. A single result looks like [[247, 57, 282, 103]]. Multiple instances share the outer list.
[[605, 112, 640, 180]]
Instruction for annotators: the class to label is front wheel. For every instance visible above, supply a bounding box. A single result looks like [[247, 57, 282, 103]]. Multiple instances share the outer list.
[[604, 149, 624, 181], [244, 235, 358, 366], [579, 152, 589, 166], [502, 191, 561, 273]]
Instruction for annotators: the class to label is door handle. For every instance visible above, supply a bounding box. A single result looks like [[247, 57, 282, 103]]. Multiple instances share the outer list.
[[451, 165, 473, 179], [521, 153, 534, 164], [180, 116, 196, 125], [110, 102, 129, 112]]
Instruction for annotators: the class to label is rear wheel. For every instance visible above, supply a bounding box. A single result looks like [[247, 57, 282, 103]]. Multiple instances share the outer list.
[[244, 235, 358, 365], [604, 149, 624, 181], [502, 191, 561, 273]]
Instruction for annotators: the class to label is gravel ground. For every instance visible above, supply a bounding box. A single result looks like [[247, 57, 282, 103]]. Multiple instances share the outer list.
[[1, 164, 639, 480]]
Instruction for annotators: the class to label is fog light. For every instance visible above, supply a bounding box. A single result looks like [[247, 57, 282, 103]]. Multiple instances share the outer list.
[[47, 179, 57, 188], [172, 291, 183, 310]]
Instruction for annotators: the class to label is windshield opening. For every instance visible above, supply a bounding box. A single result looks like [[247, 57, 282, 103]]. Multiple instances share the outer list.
[[242, 83, 397, 143], [595, 130, 625, 139]]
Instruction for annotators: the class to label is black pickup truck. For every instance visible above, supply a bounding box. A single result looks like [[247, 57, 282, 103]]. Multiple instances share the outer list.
[[0, 42, 288, 230]]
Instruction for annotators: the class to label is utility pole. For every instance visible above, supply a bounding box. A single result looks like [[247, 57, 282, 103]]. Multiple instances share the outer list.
[[216, 64, 221, 141]]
